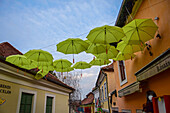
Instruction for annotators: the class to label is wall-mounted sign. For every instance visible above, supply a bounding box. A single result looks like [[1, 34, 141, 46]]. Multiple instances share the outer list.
[[0, 84, 11, 94], [135, 49, 170, 81], [0, 97, 6, 105]]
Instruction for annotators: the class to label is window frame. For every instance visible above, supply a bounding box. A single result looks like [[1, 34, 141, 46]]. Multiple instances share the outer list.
[[104, 82, 107, 99], [44, 93, 55, 113], [117, 61, 127, 86], [102, 86, 104, 100], [16, 88, 37, 113]]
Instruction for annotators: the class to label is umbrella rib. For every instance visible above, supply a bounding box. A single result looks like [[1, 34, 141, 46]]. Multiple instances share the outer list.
[[75, 41, 88, 52], [137, 19, 151, 27], [41, 52, 49, 62], [92, 30, 104, 43], [65, 41, 72, 54], [57, 42, 67, 50], [108, 27, 125, 35], [107, 29, 120, 42], [138, 28, 155, 39], [123, 27, 136, 34]]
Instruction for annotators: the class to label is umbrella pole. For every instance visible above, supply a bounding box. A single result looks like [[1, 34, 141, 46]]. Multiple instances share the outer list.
[[73, 54, 75, 63], [81, 69, 82, 77]]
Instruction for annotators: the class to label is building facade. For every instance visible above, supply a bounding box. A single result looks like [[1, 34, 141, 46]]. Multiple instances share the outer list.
[[0, 42, 74, 113], [110, 0, 170, 112]]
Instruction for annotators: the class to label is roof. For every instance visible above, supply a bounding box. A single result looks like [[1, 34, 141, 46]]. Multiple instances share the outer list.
[[115, 0, 140, 27], [0, 42, 23, 57], [0, 42, 74, 91], [95, 63, 114, 87], [81, 92, 94, 105], [101, 63, 114, 71]]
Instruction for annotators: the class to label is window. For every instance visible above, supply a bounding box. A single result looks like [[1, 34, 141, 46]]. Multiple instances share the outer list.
[[44, 93, 55, 113], [17, 88, 37, 113], [102, 86, 104, 100], [118, 61, 127, 86], [46, 97, 53, 113], [104, 83, 107, 98], [19, 93, 33, 113]]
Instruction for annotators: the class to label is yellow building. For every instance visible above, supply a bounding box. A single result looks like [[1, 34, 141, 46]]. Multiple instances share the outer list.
[[0, 42, 74, 113], [95, 64, 114, 113]]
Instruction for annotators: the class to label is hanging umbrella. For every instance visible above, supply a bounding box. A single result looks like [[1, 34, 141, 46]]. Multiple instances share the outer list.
[[53, 59, 72, 69], [34, 70, 49, 80], [95, 46, 118, 60], [55, 67, 74, 72], [73, 61, 91, 77], [114, 52, 136, 61], [6, 55, 37, 70], [86, 43, 111, 55], [24, 49, 53, 63], [57, 38, 89, 63], [122, 19, 158, 45], [89, 59, 111, 66], [116, 41, 146, 54], [86, 25, 125, 44], [73, 61, 91, 69]]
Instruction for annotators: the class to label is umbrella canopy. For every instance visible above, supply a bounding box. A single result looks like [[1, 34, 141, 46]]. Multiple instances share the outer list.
[[34, 61, 54, 71], [57, 38, 89, 63], [95, 46, 118, 60], [57, 38, 89, 54], [35, 70, 48, 80], [116, 41, 145, 54], [89, 59, 111, 66], [86, 25, 125, 44], [73, 61, 91, 69], [24, 49, 53, 63], [114, 52, 136, 61], [122, 19, 158, 45], [6, 55, 37, 70], [86, 43, 111, 55], [55, 67, 74, 72], [53, 59, 72, 69]]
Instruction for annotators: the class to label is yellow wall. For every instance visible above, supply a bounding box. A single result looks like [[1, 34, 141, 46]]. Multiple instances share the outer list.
[[0, 79, 69, 113], [99, 76, 109, 110], [113, 0, 170, 112]]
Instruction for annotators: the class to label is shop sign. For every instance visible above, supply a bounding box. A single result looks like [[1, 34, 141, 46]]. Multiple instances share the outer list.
[[135, 49, 170, 81], [118, 82, 140, 97], [0, 84, 11, 94]]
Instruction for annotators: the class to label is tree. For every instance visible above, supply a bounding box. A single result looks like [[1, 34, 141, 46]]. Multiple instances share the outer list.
[[55, 71, 82, 113]]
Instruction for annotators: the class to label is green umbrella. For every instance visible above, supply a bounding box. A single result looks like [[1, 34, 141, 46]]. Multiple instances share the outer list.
[[35, 70, 49, 80], [95, 46, 118, 60], [6, 55, 37, 70], [86, 43, 111, 55], [86, 25, 125, 44], [24, 49, 53, 63], [53, 59, 72, 69], [89, 59, 111, 66], [73, 61, 91, 77], [55, 67, 74, 72], [116, 41, 146, 54], [114, 52, 136, 61], [73, 61, 91, 69], [34, 61, 54, 72], [122, 19, 158, 45], [57, 38, 89, 63]]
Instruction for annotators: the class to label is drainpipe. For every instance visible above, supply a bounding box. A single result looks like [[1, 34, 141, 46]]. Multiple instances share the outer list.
[[102, 71, 111, 113]]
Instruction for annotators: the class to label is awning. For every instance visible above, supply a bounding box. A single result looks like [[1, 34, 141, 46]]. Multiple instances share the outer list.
[[118, 82, 140, 97], [135, 48, 170, 81]]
